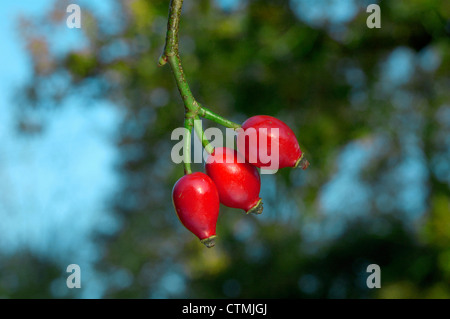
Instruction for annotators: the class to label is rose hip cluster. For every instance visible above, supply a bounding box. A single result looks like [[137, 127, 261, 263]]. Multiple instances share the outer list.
[[172, 115, 308, 248]]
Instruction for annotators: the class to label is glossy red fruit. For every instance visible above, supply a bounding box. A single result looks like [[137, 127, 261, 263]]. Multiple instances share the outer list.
[[172, 172, 220, 248], [205, 147, 263, 214], [236, 115, 309, 170]]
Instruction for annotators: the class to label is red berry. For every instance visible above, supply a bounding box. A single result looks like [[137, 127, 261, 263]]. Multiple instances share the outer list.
[[236, 115, 309, 170], [172, 172, 220, 248], [205, 147, 263, 214]]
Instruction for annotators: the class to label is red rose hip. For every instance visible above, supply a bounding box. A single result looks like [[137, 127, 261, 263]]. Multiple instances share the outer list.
[[236, 115, 309, 170], [205, 147, 263, 214], [172, 172, 220, 248]]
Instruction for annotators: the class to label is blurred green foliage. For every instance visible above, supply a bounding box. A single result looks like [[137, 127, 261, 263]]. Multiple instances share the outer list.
[[11, 0, 450, 298]]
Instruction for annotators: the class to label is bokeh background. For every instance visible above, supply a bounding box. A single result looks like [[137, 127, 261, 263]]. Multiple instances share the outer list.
[[0, 0, 449, 298]]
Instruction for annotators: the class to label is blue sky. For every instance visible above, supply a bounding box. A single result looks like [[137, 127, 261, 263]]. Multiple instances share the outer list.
[[0, 0, 121, 298]]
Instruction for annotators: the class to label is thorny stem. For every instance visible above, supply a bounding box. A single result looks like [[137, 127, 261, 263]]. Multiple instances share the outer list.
[[160, 0, 240, 170], [160, 0, 199, 119], [159, 0, 183, 67], [167, 54, 198, 115]]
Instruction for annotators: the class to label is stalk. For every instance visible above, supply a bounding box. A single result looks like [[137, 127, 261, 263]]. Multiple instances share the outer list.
[[159, 0, 241, 168], [193, 116, 214, 155], [183, 117, 193, 174], [199, 104, 241, 130]]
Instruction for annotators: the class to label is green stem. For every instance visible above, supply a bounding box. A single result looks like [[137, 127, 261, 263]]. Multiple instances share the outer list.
[[160, 0, 199, 115], [199, 104, 241, 130], [160, 0, 239, 171], [168, 54, 199, 115], [193, 116, 214, 154], [183, 117, 193, 174], [159, 0, 183, 66]]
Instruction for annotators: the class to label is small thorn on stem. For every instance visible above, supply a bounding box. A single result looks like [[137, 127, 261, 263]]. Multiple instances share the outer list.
[[158, 54, 168, 66], [200, 235, 216, 248]]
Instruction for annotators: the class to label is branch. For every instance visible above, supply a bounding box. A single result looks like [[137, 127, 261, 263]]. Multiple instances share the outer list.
[[159, 0, 183, 66], [159, 0, 240, 171], [159, 0, 198, 115]]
